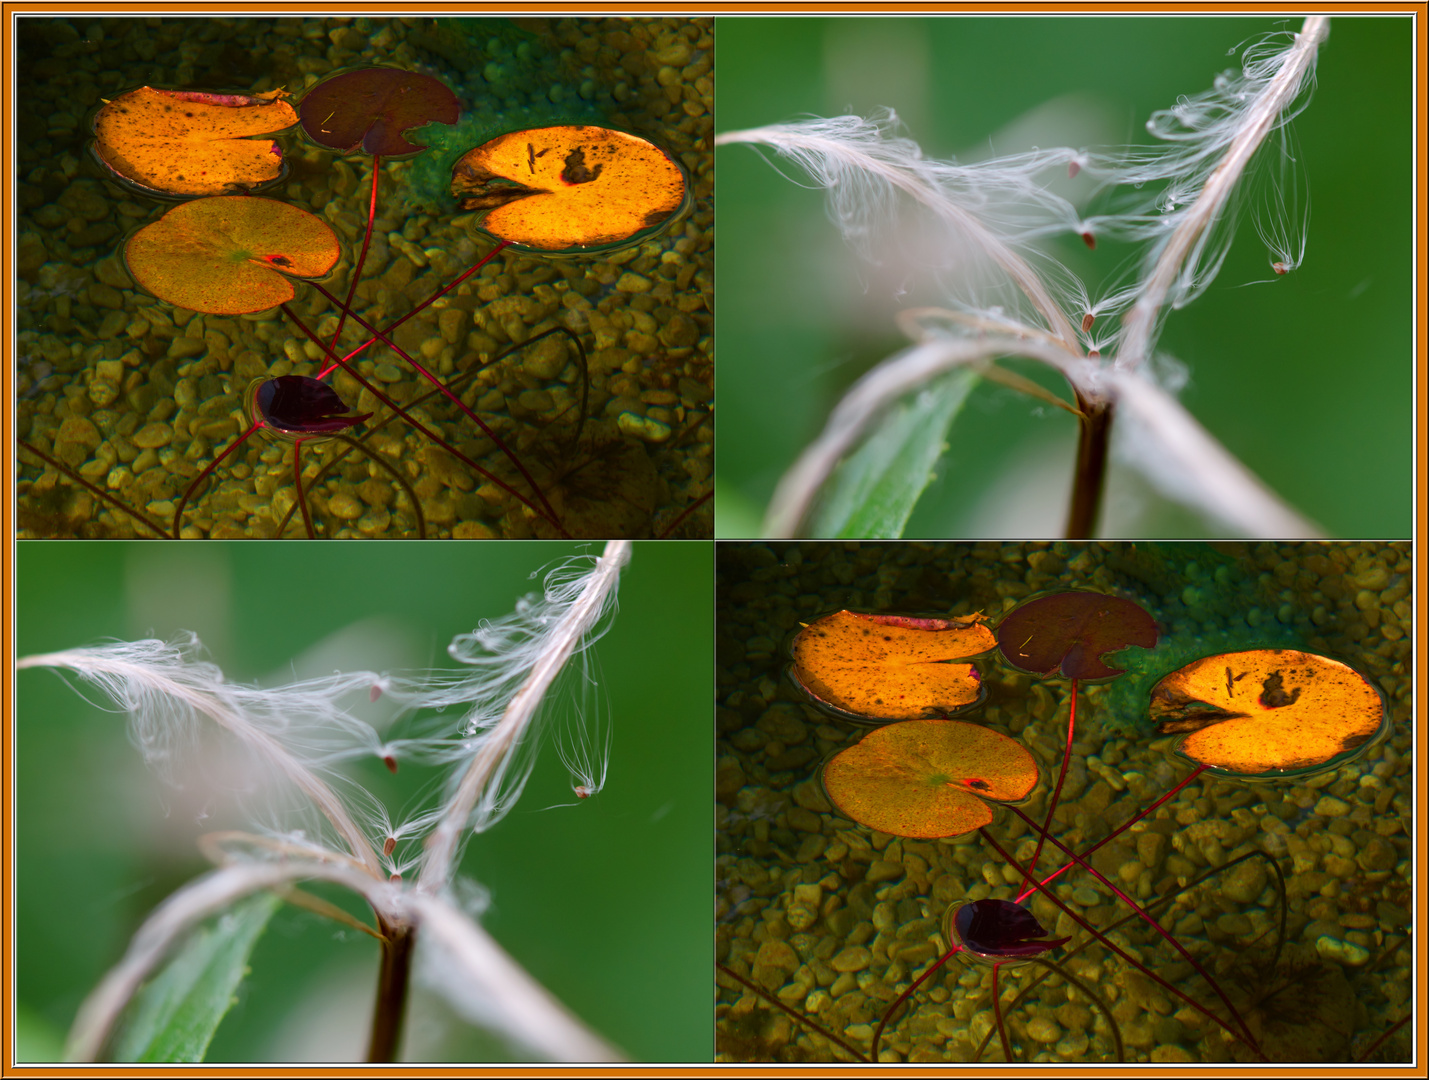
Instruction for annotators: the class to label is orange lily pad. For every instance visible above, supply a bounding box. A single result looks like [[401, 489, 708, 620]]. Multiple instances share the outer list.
[[1149, 649, 1386, 775], [450, 125, 688, 251], [125, 197, 340, 315], [92, 86, 298, 198], [822, 719, 1039, 839], [790, 610, 995, 722]]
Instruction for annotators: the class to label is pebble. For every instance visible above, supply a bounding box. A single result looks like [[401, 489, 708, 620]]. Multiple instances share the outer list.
[[615, 271, 652, 293], [1315, 796, 1351, 817], [787, 807, 822, 834], [1316, 935, 1371, 966], [130, 423, 174, 449], [1026, 1015, 1062, 1044], [1220, 857, 1267, 903], [660, 313, 700, 348], [865, 859, 904, 883], [326, 491, 363, 520], [617, 411, 672, 443], [756, 706, 807, 744], [1150, 1044, 1196, 1063], [87, 374, 120, 408], [1055, 1030, 1090, 1057], [519, 334, 568, 380], [88, 283, 124, 309], [517, 389, 553, 414], [831, 946, 871, 973]]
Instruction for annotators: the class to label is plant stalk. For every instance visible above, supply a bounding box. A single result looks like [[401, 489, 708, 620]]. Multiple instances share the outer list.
[[367, 919, 415, 1063], [1064, 395, 1112, 538]]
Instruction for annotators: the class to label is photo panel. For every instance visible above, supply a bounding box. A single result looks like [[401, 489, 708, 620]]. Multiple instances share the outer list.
[[15, 15, 712, 541], [716, 540, 1411, 1064], [15, 540, 712, 1062]]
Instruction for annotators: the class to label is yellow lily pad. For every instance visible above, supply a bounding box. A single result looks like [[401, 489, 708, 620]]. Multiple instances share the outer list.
[[93, 86, 298, 198], [450, 125, 687, 251], [822, 719, 1039, 839], [1149, 649, 1386, 775], [125, 197, 340, 316], [790, 610, 995, 721]]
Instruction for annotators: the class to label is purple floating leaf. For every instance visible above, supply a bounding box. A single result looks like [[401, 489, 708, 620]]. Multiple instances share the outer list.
[[298, 67, 459, 157], [996, 591, 1159, 681], [257, 375, 371, 433], [954, 899, 1070, 958]]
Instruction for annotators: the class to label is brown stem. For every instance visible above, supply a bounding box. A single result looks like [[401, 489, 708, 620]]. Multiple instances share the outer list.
[[367, 919, 415, 1063], [17, 440, 170, 538], [1064, 394, 1112, 539]]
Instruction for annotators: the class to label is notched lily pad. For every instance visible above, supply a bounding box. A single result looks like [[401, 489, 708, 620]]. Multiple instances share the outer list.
[[451, 125, 687, 251], [125, 197, 340, 315], [298, 67, 459, 157], [821, 719, 1039, 839], [946, 899, 1070, 960], [252, 376, 372, 435], [1149, 649, 1386, 775], [790, 610, 995, 722], [997, 591, 1159, 681], [92, 86, 298, 198]]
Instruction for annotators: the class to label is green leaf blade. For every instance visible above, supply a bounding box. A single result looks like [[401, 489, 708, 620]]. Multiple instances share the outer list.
[[113, 891, 282, 1063], [807, 368, 978, 538]]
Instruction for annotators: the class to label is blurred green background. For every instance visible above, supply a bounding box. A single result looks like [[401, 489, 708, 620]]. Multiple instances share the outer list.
[[16, 541, 711, 1063], [716, 16, 1412, 538]]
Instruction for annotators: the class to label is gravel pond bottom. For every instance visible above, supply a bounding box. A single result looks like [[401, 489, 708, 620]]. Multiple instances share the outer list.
[[17, 16, 712, 539], [716, 541, 1412, 1064]]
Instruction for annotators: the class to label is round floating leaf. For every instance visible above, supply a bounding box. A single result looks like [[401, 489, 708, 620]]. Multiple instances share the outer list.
[[451, 125, 687, 251], [298, 67, 459, 157], [947, 899, 1070, 960], [822, 719, 1039, 839], [253, 376, 371, 434], [791, 610, 995, 721], [125, 197, 340, 315], [1149, 649, 1386, 775], [92, 86, 298, 198], [997, 591, 1159, 681]]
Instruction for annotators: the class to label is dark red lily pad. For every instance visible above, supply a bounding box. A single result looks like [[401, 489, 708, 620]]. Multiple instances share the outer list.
[[947, 899, 1070, 959], [254, 375, 371, 434], [299, 67, 459, 157], [996, 591, 1158, 681]]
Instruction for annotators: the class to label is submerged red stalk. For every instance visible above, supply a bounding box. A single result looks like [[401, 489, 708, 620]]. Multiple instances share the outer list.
[[317, 240, 513, 379], [307, 280, 564, 531], [280, 305, 567, 535], [325, 154, 382, 363], [1024, 676, 1078, 886], [172, 416, 265, 538]]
